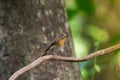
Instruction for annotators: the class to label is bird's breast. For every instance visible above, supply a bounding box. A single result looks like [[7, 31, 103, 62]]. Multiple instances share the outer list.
[[58, 38, 65, 47]]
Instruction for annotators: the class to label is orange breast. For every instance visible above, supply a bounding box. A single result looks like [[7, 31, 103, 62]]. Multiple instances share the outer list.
[[58, 38, 65, 47]]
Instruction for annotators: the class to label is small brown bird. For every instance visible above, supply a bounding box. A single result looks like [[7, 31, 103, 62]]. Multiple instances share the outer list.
[[43, 33, 69, 56]]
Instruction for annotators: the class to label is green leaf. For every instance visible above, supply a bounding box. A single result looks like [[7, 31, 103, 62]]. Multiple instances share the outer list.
[[87, 25, 109, 43], [94, 64, 101, 73]]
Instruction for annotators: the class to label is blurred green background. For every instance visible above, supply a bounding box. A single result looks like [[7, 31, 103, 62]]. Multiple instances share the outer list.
[[65, 0, 120, 80]]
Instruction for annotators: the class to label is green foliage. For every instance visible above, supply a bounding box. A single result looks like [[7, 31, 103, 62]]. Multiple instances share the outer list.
[[94, 64, 101, 73], [66, 0, 120, 80], [110, 0, 115, 4], [111, 34, 120, 44], [69, 15, 89, 58], [86, 25, 109, 43], [76, 0, 95, 16]]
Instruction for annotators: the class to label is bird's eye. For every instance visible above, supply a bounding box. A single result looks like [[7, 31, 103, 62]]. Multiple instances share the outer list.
[[61, 33, 64, 36]]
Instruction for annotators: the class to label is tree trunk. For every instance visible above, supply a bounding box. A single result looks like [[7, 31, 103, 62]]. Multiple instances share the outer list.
[[0, 0, 81, 80]]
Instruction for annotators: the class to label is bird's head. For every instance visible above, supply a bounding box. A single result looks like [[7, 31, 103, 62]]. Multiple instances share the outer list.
[[60, 32, 69, 39]]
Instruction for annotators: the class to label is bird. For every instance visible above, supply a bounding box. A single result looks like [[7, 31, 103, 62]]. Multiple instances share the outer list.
[[43, 32, 69, 56]]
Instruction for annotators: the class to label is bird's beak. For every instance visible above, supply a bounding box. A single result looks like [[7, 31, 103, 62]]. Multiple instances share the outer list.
[[65, 34, 69, 38]]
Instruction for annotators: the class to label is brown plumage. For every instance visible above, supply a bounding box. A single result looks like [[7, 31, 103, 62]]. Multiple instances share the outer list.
[[43, 33, 68, 56]]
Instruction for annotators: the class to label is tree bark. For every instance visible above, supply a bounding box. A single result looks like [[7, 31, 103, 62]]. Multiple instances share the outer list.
[[0, 0, 81, 80]]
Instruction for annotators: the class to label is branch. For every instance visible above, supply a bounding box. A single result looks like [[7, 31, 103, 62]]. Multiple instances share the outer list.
[[9, 43, 120, 80]]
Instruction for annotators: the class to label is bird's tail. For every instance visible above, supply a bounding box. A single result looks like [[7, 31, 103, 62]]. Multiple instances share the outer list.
[[42, 42, 55, 56]]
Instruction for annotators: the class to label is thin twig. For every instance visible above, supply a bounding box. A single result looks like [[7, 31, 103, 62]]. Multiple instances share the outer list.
[[9, 43, 120, 80]]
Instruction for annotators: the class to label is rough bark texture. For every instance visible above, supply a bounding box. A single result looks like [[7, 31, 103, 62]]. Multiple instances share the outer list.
[[0, 0, 81, 80]]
